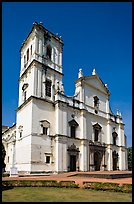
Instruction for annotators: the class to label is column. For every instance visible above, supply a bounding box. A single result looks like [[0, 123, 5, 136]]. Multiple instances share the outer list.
[[80, 110, 86, 139], [55, 137, 59, 172], [35, 35, 39, 54], [107, 121, 112, 144], [38, 69, 41, 97], [39, 39, 42, 56], [55, 103, 61, 135], [80, 141, 88, 171], [107, 147, 113, 171]]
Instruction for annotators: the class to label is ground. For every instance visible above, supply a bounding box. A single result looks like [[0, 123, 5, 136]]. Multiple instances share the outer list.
[[2, 170, 132, 187]]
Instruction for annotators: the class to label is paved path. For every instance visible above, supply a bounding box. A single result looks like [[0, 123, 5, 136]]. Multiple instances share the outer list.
[[2, 171, 132, 188]]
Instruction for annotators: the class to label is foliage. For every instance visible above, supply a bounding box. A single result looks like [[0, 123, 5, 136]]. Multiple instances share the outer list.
[[127, 147, 132, 170], [83, 182, 132, 193], [2, 173, 10, 177], [58, 181, 79, 188], [2, 180, 79, 188], [2, 143, 6, 169]]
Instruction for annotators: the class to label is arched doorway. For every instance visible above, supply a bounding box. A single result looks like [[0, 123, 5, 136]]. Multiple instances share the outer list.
[[94, 151, 100, 171], [70, 155, 76, 171], [67, 143, 80, 172], [113, 151, 118, 170]]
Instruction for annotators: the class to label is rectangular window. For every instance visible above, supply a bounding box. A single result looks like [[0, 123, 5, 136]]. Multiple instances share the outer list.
[[46, 80, 51, 97], [8, 156, 9, 163], [113, 137, 116, 145], [70, 126, 76, 138], [46, 156, 50, 164], [27, 48, 29, 62], [24, 91, 26, 102], [43, 127, 48, 135], [20, 132, 22, 138], [31, 45, 32, 56], [94, 129, 99, 141]]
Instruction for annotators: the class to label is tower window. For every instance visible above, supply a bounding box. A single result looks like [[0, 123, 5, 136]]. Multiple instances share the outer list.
[[40, 120, 50, 135], [46, 80, 51, 97], [46, 45, 52, 60], [70, 126, 76, 138], [112, 132, 117, 145], [24, 91, 26, 102], [20, 131, 22, 138], [43, 127, 48, 135], [94, 96, 99, 107], [27, 48, 29, 62], [30, 45, 32, 56]]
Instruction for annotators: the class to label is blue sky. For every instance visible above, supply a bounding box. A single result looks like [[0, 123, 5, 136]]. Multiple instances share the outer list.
[[2, 2, 132, 147]]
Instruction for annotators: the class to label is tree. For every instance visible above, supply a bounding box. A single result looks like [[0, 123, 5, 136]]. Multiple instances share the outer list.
[[2, 143, 6, 170], [127, 147, 132, 171]]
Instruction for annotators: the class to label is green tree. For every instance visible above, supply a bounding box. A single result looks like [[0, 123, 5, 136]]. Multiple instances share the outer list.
[[2, 143, 6, 169], [127, 147, 132, 170]]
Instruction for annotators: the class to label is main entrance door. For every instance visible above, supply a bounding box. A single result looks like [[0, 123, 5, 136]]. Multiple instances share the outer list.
[[112, 151, 118, 170], [113, 157, 117, 170], [70, 155, 76, 171], [94, 152, 100, 171]]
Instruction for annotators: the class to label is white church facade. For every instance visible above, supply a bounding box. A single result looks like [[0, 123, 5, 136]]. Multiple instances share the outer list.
[[2, 22, 128, 175]]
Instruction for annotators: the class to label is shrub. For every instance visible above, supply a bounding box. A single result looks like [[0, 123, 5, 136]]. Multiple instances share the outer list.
[[119, 184, 132, 193], [2, 173, 10, 177], [83, 182, 119, 192], [58, 181, 79, 188], [2, 180, 58, 187], [2, 180, 79, 188]]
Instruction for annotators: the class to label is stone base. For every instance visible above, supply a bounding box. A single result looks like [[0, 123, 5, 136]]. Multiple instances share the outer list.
[[10, 167, 18, 177]]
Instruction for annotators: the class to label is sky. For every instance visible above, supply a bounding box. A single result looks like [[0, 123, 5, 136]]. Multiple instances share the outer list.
[[2, 2, 132, 147]]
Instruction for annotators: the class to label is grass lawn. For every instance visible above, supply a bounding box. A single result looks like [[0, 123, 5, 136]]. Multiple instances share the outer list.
[[2, 187, 132, 202]]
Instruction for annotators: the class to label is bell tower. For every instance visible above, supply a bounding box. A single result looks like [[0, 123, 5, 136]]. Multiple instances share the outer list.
[[18, 22, 64, 107]]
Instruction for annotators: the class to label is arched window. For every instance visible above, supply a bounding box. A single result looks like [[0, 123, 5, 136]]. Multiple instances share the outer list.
[[93, 123, 102, 142], [22, 83, 29, 102], [68, 119, 79, 138], [93, 96, 99, 114], [45, 79, 52, 97], [40, 120, 50, 135], [46, 45, 52, 60], [30, 45, 32, 56], [24, 55, 26, 65], [27, 48, 29, 62], [112, 132, 118, 145]]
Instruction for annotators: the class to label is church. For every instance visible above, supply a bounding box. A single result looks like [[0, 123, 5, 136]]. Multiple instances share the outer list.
[[2, 22, 128, 175]]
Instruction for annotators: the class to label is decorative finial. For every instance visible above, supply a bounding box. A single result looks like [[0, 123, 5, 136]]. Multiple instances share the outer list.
[[92, 68, 96, 75], [119, 111, 122, 118], [105, 84, 108, 88], [116, 109, 119, 116], [78, 68, 83, 78]]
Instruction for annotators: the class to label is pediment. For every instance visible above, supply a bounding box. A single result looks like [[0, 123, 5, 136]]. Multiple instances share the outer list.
[[68, 119, 79, 127], [93, 123, 102, 130], [83, 75, 110, 95]]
